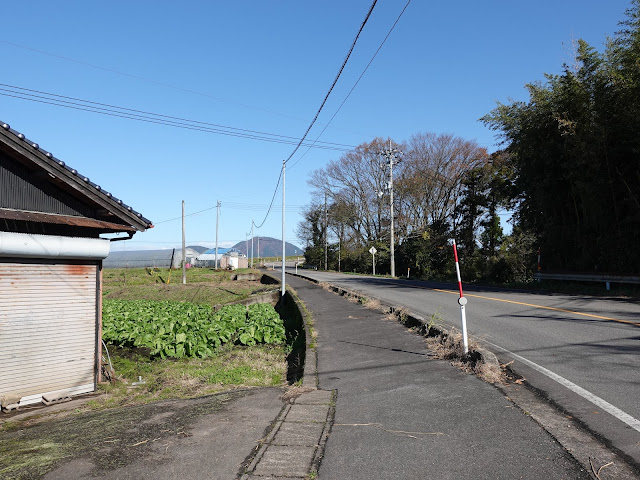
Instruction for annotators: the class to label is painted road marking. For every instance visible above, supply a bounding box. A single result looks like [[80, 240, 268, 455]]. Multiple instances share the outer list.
[[484, 340, 640, 433], [432, 289, 640, 326]]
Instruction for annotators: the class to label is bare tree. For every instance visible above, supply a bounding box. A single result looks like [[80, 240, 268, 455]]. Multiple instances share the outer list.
[[397, 133, 488, 235], [308, 138, 403, 246]]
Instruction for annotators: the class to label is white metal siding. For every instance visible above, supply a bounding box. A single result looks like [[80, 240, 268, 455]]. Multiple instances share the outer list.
[[0, 261, 97, 407]]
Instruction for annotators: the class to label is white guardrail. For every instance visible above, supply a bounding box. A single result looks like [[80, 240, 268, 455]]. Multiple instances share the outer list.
[[534, 272, 640, 290]]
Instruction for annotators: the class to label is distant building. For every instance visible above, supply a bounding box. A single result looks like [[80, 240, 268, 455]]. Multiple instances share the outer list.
[[0, 120, 152, 411], [220, 250, 248, 270], [104, 247, 199, 269], [194, 247, 229, 267]]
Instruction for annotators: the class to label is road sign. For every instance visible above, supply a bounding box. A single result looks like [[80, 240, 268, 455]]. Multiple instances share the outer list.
[[369, 246, 377, 275]]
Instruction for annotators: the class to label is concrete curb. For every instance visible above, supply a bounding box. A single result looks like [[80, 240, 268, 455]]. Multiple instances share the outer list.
[[286, 271, 501, 372], [263, 270, 319, 389], [286, 289, 319, 390]]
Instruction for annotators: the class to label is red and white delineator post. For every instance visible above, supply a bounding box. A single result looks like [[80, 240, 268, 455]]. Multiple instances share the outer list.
[[453, 240, 469, 355]]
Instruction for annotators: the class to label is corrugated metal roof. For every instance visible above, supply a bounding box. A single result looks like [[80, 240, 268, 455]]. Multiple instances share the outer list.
[[202, 248, 229, 255], [0, 120, 153, 231]]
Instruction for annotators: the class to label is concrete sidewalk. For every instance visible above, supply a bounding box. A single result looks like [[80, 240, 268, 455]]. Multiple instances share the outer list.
[[4, 386, 334, 480], [285, 274, 590, 479]]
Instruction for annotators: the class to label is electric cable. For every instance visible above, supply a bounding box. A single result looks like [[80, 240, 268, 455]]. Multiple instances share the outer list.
[[289, 0, 412, 170], [251, 0, 379, 232], [0, 39, 351, 127], [283, 0, 378, 165], [0, 84, 355, 151], [252, 168, 283, 229]]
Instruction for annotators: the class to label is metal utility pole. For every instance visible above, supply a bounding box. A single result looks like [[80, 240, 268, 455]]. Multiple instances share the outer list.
[[181, 200, 186, 284], [251, 221, 254, 268], [380, 140, 402, 277], [324, 191, 328, 270], [281, 159, 286, 297], [215, 200, 220, 269]]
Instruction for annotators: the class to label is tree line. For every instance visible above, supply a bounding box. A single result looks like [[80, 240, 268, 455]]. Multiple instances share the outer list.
[[298, 2, 640, 282]]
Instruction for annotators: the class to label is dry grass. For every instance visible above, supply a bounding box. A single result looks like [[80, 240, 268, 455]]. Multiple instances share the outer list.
[[102, 267, 273, 306], [87, 345, 288, 410], [475, 360, 504, 384], [361, 297, 387, 313], [426, 330, 504, 384], [280, 386, 315, 403], [425, 329, 469, 361]]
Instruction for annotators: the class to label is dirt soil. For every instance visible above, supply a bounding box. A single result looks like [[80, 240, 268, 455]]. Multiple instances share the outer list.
[[0, 388, 284, 480]]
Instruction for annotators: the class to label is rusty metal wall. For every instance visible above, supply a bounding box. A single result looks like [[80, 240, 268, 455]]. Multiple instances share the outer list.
[[0, 260, 98, 409], [0, 151, 94, 217]]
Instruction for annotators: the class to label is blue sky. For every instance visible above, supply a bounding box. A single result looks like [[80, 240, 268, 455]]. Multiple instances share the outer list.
[[0, 1, 631, 251]]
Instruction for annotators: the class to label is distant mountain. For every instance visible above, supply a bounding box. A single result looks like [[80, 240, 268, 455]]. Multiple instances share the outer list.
[[231, 237, 302, 257], [187, 245, 209, 254]]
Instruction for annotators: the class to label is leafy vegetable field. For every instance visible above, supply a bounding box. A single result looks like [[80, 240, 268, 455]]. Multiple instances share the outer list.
[[102, 299, 286, 359]]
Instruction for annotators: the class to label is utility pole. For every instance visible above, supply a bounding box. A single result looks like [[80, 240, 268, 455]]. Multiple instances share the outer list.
[[281, 159, 286, 297], [215, 200, 220, 269], [251, 220, 254, 269], [380, 140, 402, 277], [324, 191, 328, 270], [338, 231, 341, 273], [182, 200, 186, 285]]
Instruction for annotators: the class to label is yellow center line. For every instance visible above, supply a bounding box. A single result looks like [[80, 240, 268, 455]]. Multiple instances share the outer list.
[[431, 288, 640, 326]]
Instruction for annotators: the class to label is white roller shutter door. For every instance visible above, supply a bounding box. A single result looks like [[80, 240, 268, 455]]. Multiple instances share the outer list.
[[0, 261, 98, 407]]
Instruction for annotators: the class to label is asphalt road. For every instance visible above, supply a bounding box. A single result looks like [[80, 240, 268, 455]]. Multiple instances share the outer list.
[[284, 269, 640, 468]]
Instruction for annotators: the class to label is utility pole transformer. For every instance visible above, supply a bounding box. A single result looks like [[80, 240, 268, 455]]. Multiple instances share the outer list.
[[380, 140, 402, 277]]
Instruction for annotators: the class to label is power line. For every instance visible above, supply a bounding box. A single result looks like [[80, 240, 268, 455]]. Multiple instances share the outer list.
[[252, 168, 283, 229], [283, 0, 378, 165], [252, 0, 379, 233], [0, 39, 361, 132], [289, 0, 412, 170], [153, 205, 219, 225], [0, 84, 355, 151]]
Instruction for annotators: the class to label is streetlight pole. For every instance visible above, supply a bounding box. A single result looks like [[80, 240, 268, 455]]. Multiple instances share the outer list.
[[281, 159, 286, 297], [215, 200, 220, 269], [182, 200, 186, 284]]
